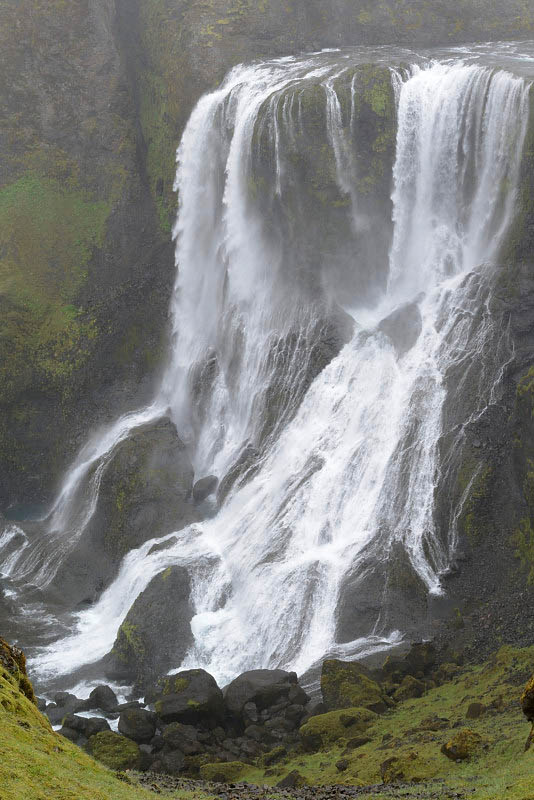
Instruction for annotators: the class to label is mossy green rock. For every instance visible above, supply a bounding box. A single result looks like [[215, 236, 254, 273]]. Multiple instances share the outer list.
[[199, 761, 248, 782], [88, 730, 141, 771], [299, 706, 377, 751], [441, 729, 483, 761], [321, 659, 389, 712]]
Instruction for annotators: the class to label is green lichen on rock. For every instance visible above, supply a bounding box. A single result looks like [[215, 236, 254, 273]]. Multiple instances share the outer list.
[[299, 707, 377, 751], [88, 730, 141, 771], [321, 659, 388, 712], [199, 761, 248, 782], [441, 729, 483, 761]]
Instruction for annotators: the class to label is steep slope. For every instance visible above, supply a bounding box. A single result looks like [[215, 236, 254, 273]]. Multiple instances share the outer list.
[[0, 637, 161, 800]]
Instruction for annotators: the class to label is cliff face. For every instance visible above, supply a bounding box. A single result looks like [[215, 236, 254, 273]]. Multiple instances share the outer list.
[[1, 0, 532, 508], [0, 0, 174, 506]]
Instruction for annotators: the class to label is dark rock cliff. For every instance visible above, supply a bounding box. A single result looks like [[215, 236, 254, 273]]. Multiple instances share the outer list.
[[1, 0, 532, 509]]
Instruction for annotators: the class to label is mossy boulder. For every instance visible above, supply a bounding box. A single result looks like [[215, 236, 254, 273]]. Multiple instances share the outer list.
[[441, 729, 483, 761], [299, 707, 377, 751], [150, 668, 224, 725], [106, 565, 193, 689], [393, 675, 426, 703], [321, 659, 389, 713], [88, 731, 141, 771], [199, 761, 248, 782]]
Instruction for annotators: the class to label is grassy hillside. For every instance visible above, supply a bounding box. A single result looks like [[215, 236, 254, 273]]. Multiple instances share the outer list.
[[0, 638, 213, 800], [210, 646, 534, 800]]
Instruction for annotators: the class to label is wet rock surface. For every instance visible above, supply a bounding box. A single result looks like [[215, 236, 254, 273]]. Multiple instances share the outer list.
[[105, 565, 193, 689]]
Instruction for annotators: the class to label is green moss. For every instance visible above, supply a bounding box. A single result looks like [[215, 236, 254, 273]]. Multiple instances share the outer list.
[[88, 731, 141, 771], [199, 761, 248, 782], [300, 707, 377, 751], [235, 644, 534, 799], [0, 644, 166, 800], [112, 621, 146, 666], [321, 659, 387, 711]]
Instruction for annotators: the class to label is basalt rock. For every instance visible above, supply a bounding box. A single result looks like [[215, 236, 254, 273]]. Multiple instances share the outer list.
[[150, 669, 224, 725], [118, 708, 157, 743], [224, 669, 303, 719], [106, 565, 193, 689], [321, 659, 389, 713], [47, 418, 199, 608]]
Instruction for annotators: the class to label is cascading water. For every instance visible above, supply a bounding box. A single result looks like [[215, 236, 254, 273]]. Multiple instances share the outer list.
[[2, 47, 531, 688]]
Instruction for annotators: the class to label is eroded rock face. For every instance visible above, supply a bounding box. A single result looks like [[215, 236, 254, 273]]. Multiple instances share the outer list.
[[105, 565, 193, 688], [47, 418, 198, 607]]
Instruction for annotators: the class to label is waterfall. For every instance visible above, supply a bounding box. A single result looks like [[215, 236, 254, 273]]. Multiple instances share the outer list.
[[4, 50, 530, 686]]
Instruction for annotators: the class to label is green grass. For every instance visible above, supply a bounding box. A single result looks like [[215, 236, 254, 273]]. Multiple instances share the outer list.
[[232, 645, 534, 799], [0, 658, 215, 800]]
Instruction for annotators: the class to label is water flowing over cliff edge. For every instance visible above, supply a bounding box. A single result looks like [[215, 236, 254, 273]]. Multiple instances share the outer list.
[[1, 43, 533, 691]]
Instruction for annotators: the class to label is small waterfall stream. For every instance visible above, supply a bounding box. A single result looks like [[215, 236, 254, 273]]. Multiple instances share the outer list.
[[1, 46, 531, 687]]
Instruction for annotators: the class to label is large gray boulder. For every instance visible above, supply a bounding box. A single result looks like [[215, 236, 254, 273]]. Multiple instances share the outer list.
[[47, 417, 199, 607], [148, 669, 224, 725], [105, 565, 193, 689], [223, 669, 299, 718]]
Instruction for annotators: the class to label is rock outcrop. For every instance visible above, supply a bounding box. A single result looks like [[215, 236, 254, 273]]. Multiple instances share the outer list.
[[106, 565, 194, 688]]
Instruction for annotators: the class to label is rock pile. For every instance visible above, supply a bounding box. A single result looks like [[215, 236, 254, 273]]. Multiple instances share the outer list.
[[46, 667, 313, 775], [45, 641, 461, 777]]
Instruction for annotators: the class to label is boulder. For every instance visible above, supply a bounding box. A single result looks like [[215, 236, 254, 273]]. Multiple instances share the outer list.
[[151, 669, 224, 725], [48, 418, 199, 607], [392, 675, 425, 702], [380, 756, 405, 784], [118, 708, 157, 743], [321, 659, 389, 713], [87, 685, 118, 713], [193, 475, 219, 503], [162, 722, 203, 755], [299, 707, 377, 752], [378, 299, 423, 356], [106, 565, 193, 688], [59, 725, 83, 744], [62, 714, 110, 738], [275, 770, 308, 789], [224, 669, 302, 718], [441, 729, 482, 761], [88, 730, 141, 770]]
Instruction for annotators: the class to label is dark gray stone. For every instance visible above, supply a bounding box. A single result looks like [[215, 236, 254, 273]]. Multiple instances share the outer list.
[[193, 475, 219, 502], [105, 565, 193, 689], [87, 685, 118, 713], [118, 708, 157, 743], [151, 669, 224, 725], [223, 669, 298, 717]]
